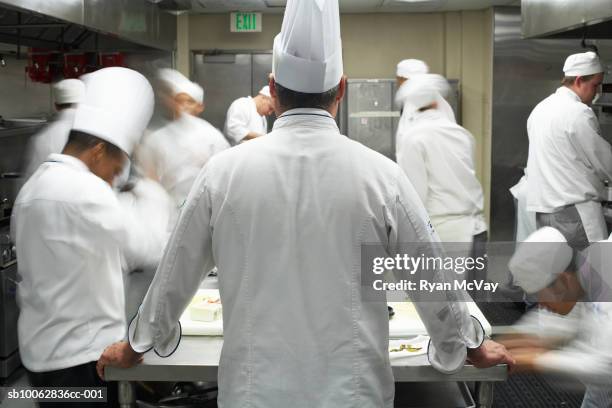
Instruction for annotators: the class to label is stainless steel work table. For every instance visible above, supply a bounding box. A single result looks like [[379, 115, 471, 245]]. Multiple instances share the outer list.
[[107, 336, 507, 408]]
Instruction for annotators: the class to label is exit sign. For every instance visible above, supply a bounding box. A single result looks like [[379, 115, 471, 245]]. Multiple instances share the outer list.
[[230, 12, 262, 32]]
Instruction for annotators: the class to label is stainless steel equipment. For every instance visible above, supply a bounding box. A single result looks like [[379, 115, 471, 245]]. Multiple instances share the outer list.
[[0, 226, 19, 379], [489, 7, 612, 241], [192, 51, 274, 132], [338, 78, 460, 161], [0, 0, 176, 51], [522, 0, 612, 39]]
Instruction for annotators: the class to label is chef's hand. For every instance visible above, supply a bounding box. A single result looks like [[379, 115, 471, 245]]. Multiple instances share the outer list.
[[467, 339, 515, 369], [507, 347, 547, 373], [96, 341, 143, 380]]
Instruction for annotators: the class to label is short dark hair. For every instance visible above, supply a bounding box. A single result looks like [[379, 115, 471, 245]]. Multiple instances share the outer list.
[[65, 130, 123, 158], [562, 73, 598, 86], [274, 82, 340, 110]]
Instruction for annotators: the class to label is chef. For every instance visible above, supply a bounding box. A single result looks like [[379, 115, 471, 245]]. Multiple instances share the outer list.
[[11, 67, 154, 407], [395, 76, 487, 254], [137, 68, 229, 226], [507, 227, 612, 407], [526, 51, 611, 250], [24, 78, 85, 179], [223, 85, 274, 144], [98, 1, 513, 407], [395, 58, 429, 87]]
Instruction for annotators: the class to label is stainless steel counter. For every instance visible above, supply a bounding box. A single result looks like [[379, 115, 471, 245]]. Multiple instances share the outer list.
[[107, 336, 507, 407]]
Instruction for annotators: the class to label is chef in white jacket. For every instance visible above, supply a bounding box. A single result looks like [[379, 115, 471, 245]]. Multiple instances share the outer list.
[[137, 68, 229, 226], [526, 51, 611, 250], [223, 85, 274, 144], [11, 67, 154, 407], [507, 227, 612, 407], [396, 76, 487, 253], [24, 78, 85, 179], [98, 1, 513, 407]]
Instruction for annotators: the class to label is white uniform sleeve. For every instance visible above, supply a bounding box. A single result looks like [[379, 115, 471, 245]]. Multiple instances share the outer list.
[[224, 100, 251, 144], [386, 167, 485, 374], [568, 110, 612, 183], [396, 134, 429, 204], [118, 178, 172, 270], [128, 165, 215, 356], [534, 303, 612, 386]]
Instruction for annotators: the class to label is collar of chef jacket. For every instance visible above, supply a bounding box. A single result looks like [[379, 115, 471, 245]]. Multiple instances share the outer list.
[[46, 152, 90, 172], [273, 108, 338, 132], [556, 86, 582, 103]]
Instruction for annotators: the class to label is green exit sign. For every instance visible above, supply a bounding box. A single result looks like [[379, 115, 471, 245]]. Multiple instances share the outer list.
[[230, 12, 262, 33]]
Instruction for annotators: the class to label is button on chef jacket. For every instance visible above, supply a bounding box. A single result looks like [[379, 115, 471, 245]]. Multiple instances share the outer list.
[[11, 154, 127, 372], [526, 87, 612, 213], [24, 109, 76, 179], [396, 109, 487, 243], [129, 108, 484, 408], [223, 96, 267, 144]]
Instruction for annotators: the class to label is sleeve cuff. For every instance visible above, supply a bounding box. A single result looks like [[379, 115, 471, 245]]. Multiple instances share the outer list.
[[128, 312, 182, 357], [465, 315, 486, 349]]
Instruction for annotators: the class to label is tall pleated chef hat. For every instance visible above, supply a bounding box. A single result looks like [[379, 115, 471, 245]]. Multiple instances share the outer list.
[[563, 51, 604, 77], [258, 85, 271, 98], [53, 79, 85, 105], [508, 227, 574, 294], [272, 0, 343, 93], [72, 67, 154, 156], [396, 59, 429, 79], [158, 68, 204, 104]]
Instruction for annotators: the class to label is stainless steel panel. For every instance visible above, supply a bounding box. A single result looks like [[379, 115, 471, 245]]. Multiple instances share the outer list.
[[490, 7, 612, 240], [192, 53, 253, 131], [0, 262, 18, 359], [0, 0, 84, 25], [345, 79, 395, 159], [522, 0, 612, 38], [251, 53, 275, 131], [0, 0, 176, 51]]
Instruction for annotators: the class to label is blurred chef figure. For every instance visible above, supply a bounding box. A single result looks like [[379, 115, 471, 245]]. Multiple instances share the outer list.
[[10, 67, 156, 407], [137, 68, 229, 226], [526, 51, 611, 250], [24, 78, 85, 179], [223, 85, 274, 144], [395, 58, 429, 87], [99, 1, 512, 406], [396, 76, 487, 257], [507, 227, 612, 407]]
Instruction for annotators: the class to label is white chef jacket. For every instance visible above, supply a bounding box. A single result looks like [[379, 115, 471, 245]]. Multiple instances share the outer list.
[[223, 96, 267, 144], [526, 87, 612, 213], [24, 109, 76, 179], [129, 108, 484, 408], [396, 109, 487, 243], [11, 154, 127, 372], [138, 114, 229, 214]]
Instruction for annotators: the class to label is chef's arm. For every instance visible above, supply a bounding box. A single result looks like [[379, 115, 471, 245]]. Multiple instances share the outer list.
[[127, 165, 215, 357], [569, 111, 612, 182], [243, 131, 263, 141], [534, 342, 612, 386], [225, 106, 253, 144], [388, 169, 512, 373]]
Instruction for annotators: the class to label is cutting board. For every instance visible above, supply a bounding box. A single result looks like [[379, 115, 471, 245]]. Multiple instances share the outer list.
[[180, 289, 491, 337]]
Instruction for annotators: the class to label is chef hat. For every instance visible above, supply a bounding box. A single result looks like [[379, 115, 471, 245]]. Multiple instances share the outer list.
[[72, 67, 154, 156], [158, 68, 204, 104], [563, 51, 604, 77], [397, 74, 441, 111], [508, 227, 574, 294], [396, 59, 429, 79], [259, 85, 271, 98], [272, 0, 343, 93], [53, 79, 85, 105]]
